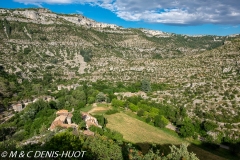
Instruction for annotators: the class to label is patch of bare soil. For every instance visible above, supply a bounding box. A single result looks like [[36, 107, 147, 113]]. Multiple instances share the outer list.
[[88, 107, 109, 114]]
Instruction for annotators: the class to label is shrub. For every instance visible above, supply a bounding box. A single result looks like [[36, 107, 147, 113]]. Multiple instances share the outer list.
[[129, 103, 139, 112], [80, 49, 93, 62], [24, 48, 31, 54], [203, 121, 218, 131], [154, 115, 169, 128], [105, 109, 119, 115], [111, 98, 124, 107], [146, 117, 151, 123], [94, 115, 108, 127], [137, 109, 144, 117]]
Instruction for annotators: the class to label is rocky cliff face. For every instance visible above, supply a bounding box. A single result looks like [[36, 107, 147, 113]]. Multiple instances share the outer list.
[[2, 8, 118, 29]]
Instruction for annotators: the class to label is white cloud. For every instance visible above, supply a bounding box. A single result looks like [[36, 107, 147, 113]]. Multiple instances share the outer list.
[[13, 0, 240, 25]]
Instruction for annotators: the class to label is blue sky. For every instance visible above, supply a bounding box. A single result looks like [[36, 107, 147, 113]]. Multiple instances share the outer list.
[[1, 0, 240, 36]]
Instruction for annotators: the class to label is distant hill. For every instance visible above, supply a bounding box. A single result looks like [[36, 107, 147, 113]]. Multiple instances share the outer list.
[[1, 8, 239, 82]]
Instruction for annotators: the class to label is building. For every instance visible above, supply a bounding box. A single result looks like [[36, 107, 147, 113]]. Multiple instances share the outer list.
[[12, 103, 23, 112], [81, 112, 102, 129], [49, 109, 78, 131]]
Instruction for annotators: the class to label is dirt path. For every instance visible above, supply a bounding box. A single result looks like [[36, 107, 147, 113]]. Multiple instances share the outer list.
[[77, 54, 87, 74]]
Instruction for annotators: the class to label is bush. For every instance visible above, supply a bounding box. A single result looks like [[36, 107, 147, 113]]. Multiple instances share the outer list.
[[94, 115, 108, 127], [137, 109, 144, 117], [96, 92, 106, 102], [154, 115, 169, 128], [203, 121, 218, 131], [129, 103, 138, 112], [80, 49, 93, 62], [88, 96, 96, 104], [111, 98, 124, 107], [103, 128, 123, 141], [24, 48, 31, 54], [40, 36, 48, 41], [89, 125, 103, 135], [105, 109, 119, 115], [146, 117, 151, 123], [179, 118, 195, 138], [141, 79, 151, 93]]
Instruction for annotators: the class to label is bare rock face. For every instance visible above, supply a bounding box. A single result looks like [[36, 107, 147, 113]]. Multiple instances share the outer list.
[[13, 10, 39, 20], [59, 14, 118, 29], [3, 8, 118, 29], [23, 10, 38, 20], [141, 29, 171, 37], [0, 9, 7, 14]]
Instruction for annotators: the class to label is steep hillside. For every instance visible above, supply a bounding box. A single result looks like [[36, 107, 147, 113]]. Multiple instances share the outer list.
[[0, 8, 231, 82], [0, 8, 240, 138]]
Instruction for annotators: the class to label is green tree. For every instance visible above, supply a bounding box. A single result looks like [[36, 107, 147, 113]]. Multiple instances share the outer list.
[[111, 98, 124, 107], [88, 96, 96, 104], [141, 79, 151, 93], [126, 143, 199, 160], [149, 107, 160, 118], [72, 89, 86, 107], [83, 135, 123, 159], [78, 120, 86, 129], [129, 103, 139, 112], [154, 115, 169, 128], [203, 121, 218, 132], [44, 131, 84, 151], [94, 115, 108, 127], [146, 117, 151, 123], [80, 49, 93, 62], [179, 118, 195, 138], [137, 109, 144, 117], [166, 143, 199, 160], [23, 48, 31, 54], [96, 92, 106, 102]]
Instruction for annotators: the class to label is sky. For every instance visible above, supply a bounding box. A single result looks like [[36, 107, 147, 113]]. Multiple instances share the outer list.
[[1, 0, 240, 36]]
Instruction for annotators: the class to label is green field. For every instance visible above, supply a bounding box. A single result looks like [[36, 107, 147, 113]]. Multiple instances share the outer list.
[[106, 112, 227, 160], [106, 112, 183, 145]]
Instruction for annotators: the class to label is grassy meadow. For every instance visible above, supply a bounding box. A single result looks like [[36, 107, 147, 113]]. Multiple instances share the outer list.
[[106, 112, 229, 160]]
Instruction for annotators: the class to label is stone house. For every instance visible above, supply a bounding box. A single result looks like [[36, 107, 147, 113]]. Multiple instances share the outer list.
[[12, 103, 23, 112], [81, 112, 102, 129], [49, 109, 78, 131]]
